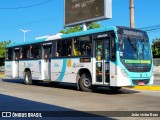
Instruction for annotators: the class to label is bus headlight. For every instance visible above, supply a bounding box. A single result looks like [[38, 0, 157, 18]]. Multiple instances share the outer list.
[[120, 69, 128, 77]]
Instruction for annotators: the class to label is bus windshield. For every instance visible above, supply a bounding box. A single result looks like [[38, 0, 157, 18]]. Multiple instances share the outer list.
[[119, 35, 152, 69]]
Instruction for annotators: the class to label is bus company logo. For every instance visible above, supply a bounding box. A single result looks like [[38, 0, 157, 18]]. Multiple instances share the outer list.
[[72, 63, 84, 68], [54, 63, 59, 67], [1, 112, 42, 118], [2, 112, 11, 117], [6, 65, 12, 68], [28, 63, 33, 67]]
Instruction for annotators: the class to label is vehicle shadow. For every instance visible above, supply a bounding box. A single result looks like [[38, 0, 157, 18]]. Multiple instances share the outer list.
[[0, 94, 116, 120], [2, 78, 139, 95]]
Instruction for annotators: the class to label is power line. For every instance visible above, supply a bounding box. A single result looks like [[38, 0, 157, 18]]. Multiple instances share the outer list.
[[0, 0, 53, 10], [1, 17, 56, 31], [140, 25, 160, 32]]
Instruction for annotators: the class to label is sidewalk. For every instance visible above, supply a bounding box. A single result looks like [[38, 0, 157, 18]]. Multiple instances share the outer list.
[[0, 72, 4, 77]]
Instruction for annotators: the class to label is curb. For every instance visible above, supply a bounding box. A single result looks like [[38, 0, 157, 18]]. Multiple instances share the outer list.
[[0, 74, 5, 77], [125, 86, 160, 91]]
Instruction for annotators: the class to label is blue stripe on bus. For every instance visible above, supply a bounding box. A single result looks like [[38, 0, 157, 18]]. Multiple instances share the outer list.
[[56, 59, 67, 81]]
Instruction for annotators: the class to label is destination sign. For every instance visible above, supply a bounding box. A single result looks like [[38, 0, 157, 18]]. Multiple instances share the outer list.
[[123, 30, 144, 37]]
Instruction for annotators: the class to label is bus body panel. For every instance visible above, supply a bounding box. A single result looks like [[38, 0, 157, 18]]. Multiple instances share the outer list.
[[51, 58, 93, 83], [13, 61, 19, 78], [5, 61, 13, 78], [5, 61, 19, 78], [18, 60, 41, 80], [109, 62, 117, 86], [115, 66, 132, 86]]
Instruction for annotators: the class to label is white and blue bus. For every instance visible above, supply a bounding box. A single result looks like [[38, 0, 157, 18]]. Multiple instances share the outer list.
[[5, 26, 153, 91]]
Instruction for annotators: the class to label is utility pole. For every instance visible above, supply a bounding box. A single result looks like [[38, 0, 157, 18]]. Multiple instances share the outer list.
[[130, 0, 135, 28]]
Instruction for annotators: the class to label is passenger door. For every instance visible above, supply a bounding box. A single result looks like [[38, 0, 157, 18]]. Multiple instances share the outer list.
[[13, 48, 20, 78], [42, 45, 52, 80], [95, 38, 110, 85]]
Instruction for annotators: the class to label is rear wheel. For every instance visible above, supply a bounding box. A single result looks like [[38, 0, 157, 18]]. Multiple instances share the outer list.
[[24, 71, 32, 85], [79, 74, 92, 92]]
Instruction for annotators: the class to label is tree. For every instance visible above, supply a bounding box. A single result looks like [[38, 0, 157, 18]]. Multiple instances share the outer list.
[[151, 38, 160, 58], [60, 25, 82, 34], [60, 22, 101, 34], [88, 22, 101, 29], [0, 40, 11, 66], [0, 40, 11, 58]]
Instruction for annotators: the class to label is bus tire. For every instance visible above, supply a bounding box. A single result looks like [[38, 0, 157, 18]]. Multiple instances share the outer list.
[[24, 71, 32, 85], [79, 73, 92, 92], [109, 87, 121, 91]]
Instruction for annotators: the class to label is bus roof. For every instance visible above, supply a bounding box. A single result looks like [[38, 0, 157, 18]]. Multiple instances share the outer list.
[[7, 26, 118, 48]]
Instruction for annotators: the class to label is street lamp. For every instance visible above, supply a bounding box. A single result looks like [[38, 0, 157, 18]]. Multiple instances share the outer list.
[[19, 29, 31, 42]]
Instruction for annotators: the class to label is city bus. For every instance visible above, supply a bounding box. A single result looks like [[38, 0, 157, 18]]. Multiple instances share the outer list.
[[5, 26, 154, 92]]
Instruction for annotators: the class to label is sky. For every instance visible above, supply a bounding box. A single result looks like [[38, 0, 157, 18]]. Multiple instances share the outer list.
[[0, 0, 160, 44]]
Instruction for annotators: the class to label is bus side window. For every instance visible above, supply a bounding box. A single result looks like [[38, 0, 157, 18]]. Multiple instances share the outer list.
[[14, 50, 20, 60], [57, 41, 62, 57], [30, 45, 34, 58], [20, 53, 23, 59], [57, 39, 72, 57], [67, 40, 72, 56], [55, 51, 59, 57], [44, 46, 51, 59], [6, 48, 13, 60], [73, 36, 91, 56], [73, 39, 81, 56], [30, 44, 41, 59], [22, 45, 30, 59], [110, 34, 116, 61]]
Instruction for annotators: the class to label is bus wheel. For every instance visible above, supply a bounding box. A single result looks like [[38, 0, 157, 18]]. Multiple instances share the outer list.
[[109, 87, 121, 91], [24, 71, 32, 85], [79, 74, 92, 92]]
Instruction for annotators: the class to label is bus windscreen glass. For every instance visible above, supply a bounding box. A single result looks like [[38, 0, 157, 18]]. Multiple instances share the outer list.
[[118, 32, 152, 72]]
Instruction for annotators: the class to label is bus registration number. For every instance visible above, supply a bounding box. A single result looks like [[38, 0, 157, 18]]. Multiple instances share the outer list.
[[138, 81, 145, 86]]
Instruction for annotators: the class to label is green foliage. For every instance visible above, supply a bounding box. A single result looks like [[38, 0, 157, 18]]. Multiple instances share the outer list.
[[88, 22, 101, 29], [0, 40, 11, 58], [60, 25, 82, 34], [60, 22, 101, 34], [151, 38, 160, 58]]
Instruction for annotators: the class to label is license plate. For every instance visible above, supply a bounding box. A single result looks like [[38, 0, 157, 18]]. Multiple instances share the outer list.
[[138, 81, 145, 86]]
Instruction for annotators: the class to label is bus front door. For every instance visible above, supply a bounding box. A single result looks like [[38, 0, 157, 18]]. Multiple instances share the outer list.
[[13, 49, 20, 78], [42, 46, 52, 80], [95, 38, 110, 85]]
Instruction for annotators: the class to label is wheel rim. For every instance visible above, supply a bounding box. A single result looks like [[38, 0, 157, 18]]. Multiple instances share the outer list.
[[25, 74, 29, 83], [83, 78, 91, 88]]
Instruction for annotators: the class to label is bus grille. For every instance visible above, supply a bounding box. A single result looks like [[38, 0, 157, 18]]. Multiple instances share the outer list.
[[127, 67, 151, 72], [132, 79, 150, 85]]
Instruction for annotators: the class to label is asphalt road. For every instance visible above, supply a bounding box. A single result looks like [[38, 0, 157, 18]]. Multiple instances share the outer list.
[[0, 77, 160, 120]]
